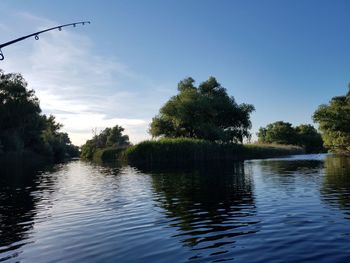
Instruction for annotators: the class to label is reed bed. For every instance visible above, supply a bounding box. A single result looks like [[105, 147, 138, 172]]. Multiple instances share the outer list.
[[121, 138, 304, 167]]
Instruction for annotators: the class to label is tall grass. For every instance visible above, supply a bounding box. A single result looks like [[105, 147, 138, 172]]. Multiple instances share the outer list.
[[121, 138, 304, 167]]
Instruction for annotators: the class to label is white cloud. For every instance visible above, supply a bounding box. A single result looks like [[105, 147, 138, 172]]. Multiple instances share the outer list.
[[1, 13, 171, 145], [55, 113, 148, 145]]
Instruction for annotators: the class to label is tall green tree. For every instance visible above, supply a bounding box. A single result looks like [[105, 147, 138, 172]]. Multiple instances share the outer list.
[[0, 69, 78, 159], [149, 77, 255, 143], [313, 85, 350, 153], [0, 70, 44, 152], [106, 125, 130, 147]]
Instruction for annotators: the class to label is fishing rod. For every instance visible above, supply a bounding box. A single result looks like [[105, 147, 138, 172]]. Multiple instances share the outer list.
[[0, 21, 91, 61]]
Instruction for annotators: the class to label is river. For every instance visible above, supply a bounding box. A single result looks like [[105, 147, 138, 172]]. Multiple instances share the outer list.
[[1, 154, 350, 262]]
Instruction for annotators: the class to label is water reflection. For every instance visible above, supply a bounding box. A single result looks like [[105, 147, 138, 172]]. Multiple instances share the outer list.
[[4, 156, 350, 262], [257, 159, 324, 193], [149, 163, 259, 260], [258, 157, 325, 182], [0, 159, 55, 262], [321, 155, 350, 211], [259, 159, 324, 175]]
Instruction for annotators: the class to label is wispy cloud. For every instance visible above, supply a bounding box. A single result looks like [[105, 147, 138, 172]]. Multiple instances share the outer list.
[[1, 12, 172, 145]]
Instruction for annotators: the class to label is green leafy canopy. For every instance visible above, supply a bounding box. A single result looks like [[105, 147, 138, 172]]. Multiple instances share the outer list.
[[80, 125, 130, 159], [313, 84, 350, 153], [0, 69, 78, 159], [257, 121, 324, 153], [149, 77, 255, 143]]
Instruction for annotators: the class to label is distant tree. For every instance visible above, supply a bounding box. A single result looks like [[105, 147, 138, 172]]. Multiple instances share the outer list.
[[257, 121, 298, 145], [257, 121, 325, 153], [80, 125, 130, 159], [313, 85, 350, 153], [149, 77, 255, 143], [106, 125, 130, 147]]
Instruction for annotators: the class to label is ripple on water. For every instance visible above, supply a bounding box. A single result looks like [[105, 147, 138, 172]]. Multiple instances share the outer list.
[[2, 156, 350, 262]]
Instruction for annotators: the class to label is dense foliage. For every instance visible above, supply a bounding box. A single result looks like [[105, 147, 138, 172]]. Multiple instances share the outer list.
[[80, 125, 130, 159], [122, 138, 303, 167], [257, 121, 324, 153], [313, 86, 350, 154], [149, 77, 255, 143], [0, 70, 79, 160]]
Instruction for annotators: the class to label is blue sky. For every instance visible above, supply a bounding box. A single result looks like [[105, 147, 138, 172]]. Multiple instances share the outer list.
[[0, 1, 349, 145]]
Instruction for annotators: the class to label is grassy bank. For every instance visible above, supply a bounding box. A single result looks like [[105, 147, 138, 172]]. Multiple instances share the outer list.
[[121, 138, 304, 167]]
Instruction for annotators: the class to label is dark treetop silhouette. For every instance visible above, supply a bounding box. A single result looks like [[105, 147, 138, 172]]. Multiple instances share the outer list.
[[0, 21, 91, 61]]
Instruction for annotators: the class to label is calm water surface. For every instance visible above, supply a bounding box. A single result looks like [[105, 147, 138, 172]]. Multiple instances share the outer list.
[[1, 154, 350, 262]]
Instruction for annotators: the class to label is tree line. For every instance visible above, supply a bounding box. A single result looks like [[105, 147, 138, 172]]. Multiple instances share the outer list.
[[82, 76, 337, 159], [147, 77, 329, 154], [145, 77, 350, 154], [2, 68, 349, 160]]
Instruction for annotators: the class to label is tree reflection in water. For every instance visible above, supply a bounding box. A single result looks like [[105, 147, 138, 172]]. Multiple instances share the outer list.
[[257, 159, 324, 192], [147, 162, 259, 257], [321, 155, 350, 212], [0, 158, 55, 262]]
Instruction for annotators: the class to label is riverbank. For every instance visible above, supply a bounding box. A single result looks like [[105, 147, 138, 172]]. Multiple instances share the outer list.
[[0, 149, 78, 172], [0, 150, 51, 162], [0, 150, 54, 176], [118, 138, 304, 168]]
